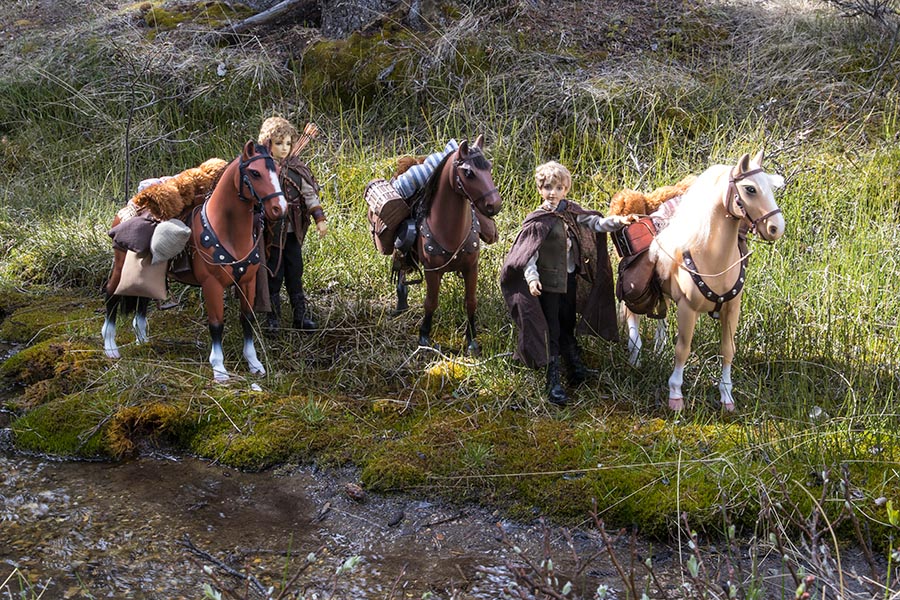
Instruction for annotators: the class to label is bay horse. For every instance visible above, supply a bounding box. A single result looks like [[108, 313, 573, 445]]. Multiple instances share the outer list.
[[102, 141, 287, 382], [623, 150, 785, 411], [395, 135, 502, 356]]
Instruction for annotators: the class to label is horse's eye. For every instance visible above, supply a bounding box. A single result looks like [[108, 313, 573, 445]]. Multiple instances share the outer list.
[[463, 167, 475, 179], [248, 169, 261, 179], [745, 185, 756, 194]]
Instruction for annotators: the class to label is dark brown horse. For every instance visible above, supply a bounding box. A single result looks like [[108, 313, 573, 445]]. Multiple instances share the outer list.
[[395, 135, 502, 356], [102, 141, 286, 381]]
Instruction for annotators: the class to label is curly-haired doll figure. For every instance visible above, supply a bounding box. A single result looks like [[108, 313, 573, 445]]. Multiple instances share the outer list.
[[500, 161, 635, 405], [258, 117, 327, 331]]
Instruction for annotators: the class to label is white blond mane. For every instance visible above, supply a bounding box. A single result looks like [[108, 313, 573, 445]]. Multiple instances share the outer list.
[[651, 164, 729, 274]]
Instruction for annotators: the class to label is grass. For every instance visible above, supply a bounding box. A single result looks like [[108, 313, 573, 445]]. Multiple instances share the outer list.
[[1, 0, 900, 569]]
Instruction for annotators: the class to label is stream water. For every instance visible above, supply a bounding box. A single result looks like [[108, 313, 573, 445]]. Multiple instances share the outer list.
[[0, 334, 887, 599]]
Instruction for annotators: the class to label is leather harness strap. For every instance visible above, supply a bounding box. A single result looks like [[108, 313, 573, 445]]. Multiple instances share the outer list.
[[682, 234, 750, 320]]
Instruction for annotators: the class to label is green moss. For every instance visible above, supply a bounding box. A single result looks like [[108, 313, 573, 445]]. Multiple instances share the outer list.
[[0, 293, 99, 343], [143, 1, 253, 32], [11, 394, 116, 457], [300, 30, 415, 106]]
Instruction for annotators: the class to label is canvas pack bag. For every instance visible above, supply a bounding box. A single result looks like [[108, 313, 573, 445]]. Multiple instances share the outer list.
[[365, 178, 410, 255], [150, 218, 192, 264], [114, 250, 168, 300]]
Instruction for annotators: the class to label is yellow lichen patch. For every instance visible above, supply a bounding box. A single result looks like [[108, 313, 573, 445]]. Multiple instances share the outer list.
[[106, 402, 189, 457], [422, 358, 470, 392]]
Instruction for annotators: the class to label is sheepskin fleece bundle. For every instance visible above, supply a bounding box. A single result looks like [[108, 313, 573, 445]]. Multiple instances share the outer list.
[[131, 158, 228, 220], [609, 174, 697, 216]]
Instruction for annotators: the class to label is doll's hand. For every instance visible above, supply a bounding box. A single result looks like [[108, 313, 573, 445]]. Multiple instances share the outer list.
[[614, 214, 639, 229], [528, 280, 542, 297], [317, 221, 328, 238]]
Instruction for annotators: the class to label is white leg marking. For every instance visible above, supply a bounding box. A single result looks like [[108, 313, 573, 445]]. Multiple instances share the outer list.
[[102, 319, 120, 359], [133, 313, 149, 345], [718, 363, 735, 411], [243, 338, 265, 376], [668, 365, 684, 411], [653, 318, 667, 353], [626, 311, 642, 367], [209, 343, 229, 382]]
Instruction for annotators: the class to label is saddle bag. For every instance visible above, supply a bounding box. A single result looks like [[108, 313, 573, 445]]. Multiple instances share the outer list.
[[611, 216, 657, 258], [365, 178, 410, 255], [616, 252, 666, 319]]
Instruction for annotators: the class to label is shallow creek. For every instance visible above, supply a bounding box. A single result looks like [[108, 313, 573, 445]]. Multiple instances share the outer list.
[[0, 446, 641, 599]]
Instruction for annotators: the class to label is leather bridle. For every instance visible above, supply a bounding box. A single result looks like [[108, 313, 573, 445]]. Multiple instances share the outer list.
[[238, 153, 285, 213], [724, 167, 782, 236]]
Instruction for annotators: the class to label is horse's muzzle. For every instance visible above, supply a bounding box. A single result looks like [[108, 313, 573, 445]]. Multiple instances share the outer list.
[[479, 194, 502, 218], [759, 213, 785, 241]]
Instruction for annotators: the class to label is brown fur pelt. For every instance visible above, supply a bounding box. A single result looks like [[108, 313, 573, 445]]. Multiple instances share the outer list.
[[394, 155, 426, 178], [131, 158, 228, 220], [608, 174, 697, 216]]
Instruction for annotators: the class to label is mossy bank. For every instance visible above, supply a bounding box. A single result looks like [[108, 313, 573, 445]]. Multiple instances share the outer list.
[[1, 0, 899, 549]]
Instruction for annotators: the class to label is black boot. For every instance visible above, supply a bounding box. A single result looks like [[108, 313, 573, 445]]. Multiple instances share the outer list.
[[266, 296, 281, 333], [291, 293, 317, 330], [545, 356, 569, 406], [562, 341, 589, 387]]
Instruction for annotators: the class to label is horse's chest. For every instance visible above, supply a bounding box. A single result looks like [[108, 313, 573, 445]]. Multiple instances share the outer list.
[[420, 208, 480, 259], [681, 250, 747, 318], [198, 204, 261, 281]]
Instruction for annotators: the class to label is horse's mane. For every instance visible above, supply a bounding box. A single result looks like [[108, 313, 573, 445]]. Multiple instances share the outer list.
[[652, 164, 729, 273], [411, 146, 491, 220], [411, 150, 455, 220]]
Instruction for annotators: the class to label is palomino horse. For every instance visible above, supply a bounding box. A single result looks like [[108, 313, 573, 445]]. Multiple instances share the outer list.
[[102, 141, 287, 381], [624, 151, 785, 411], [395, 135, 502, 355]]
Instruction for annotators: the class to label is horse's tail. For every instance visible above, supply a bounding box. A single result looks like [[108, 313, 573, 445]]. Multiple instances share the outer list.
[[104, 288, 139, 315]]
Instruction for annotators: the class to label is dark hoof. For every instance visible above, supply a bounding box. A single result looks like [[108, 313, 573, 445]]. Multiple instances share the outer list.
[[418, 336, 439, 352], [391, 305, 409, 317], [466, 341, 481, 357]]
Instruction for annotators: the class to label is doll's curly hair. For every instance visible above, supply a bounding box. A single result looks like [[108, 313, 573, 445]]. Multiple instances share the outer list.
[[534, 160, 572, 192], [257, 116, 298, 145]]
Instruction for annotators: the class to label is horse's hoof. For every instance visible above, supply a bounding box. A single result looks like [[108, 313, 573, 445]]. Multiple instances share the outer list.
[[466, 342, 481, 357], [213, 370, 230, 383], [391, 306, 409, 317], [418, 337, 439, 352], [668, 397, 684, 411], [249, 365, 266, 376], [105, 349, 120, 360], [721, 400, 736, 412]]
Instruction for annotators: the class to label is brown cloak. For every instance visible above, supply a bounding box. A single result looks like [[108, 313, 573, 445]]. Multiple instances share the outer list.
[[499, 200, 618, 368]]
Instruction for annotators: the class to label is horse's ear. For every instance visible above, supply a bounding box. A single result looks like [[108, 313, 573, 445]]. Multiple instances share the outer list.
[[243, 140, 256, 160], [473, 134, 484, 149], [752, 149, 765, 167], [734, 153, 751, 177], [458, 139, 469, 157]]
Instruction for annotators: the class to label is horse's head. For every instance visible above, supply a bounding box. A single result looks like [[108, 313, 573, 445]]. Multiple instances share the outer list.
[[728, 150, 785, 241], [237, 140, 287, 222], [454, 134, 502, 217]]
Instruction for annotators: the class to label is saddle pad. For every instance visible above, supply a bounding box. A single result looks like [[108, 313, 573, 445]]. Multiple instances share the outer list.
[[114, 250, 167, 300], [612, 216, 657, 258]]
